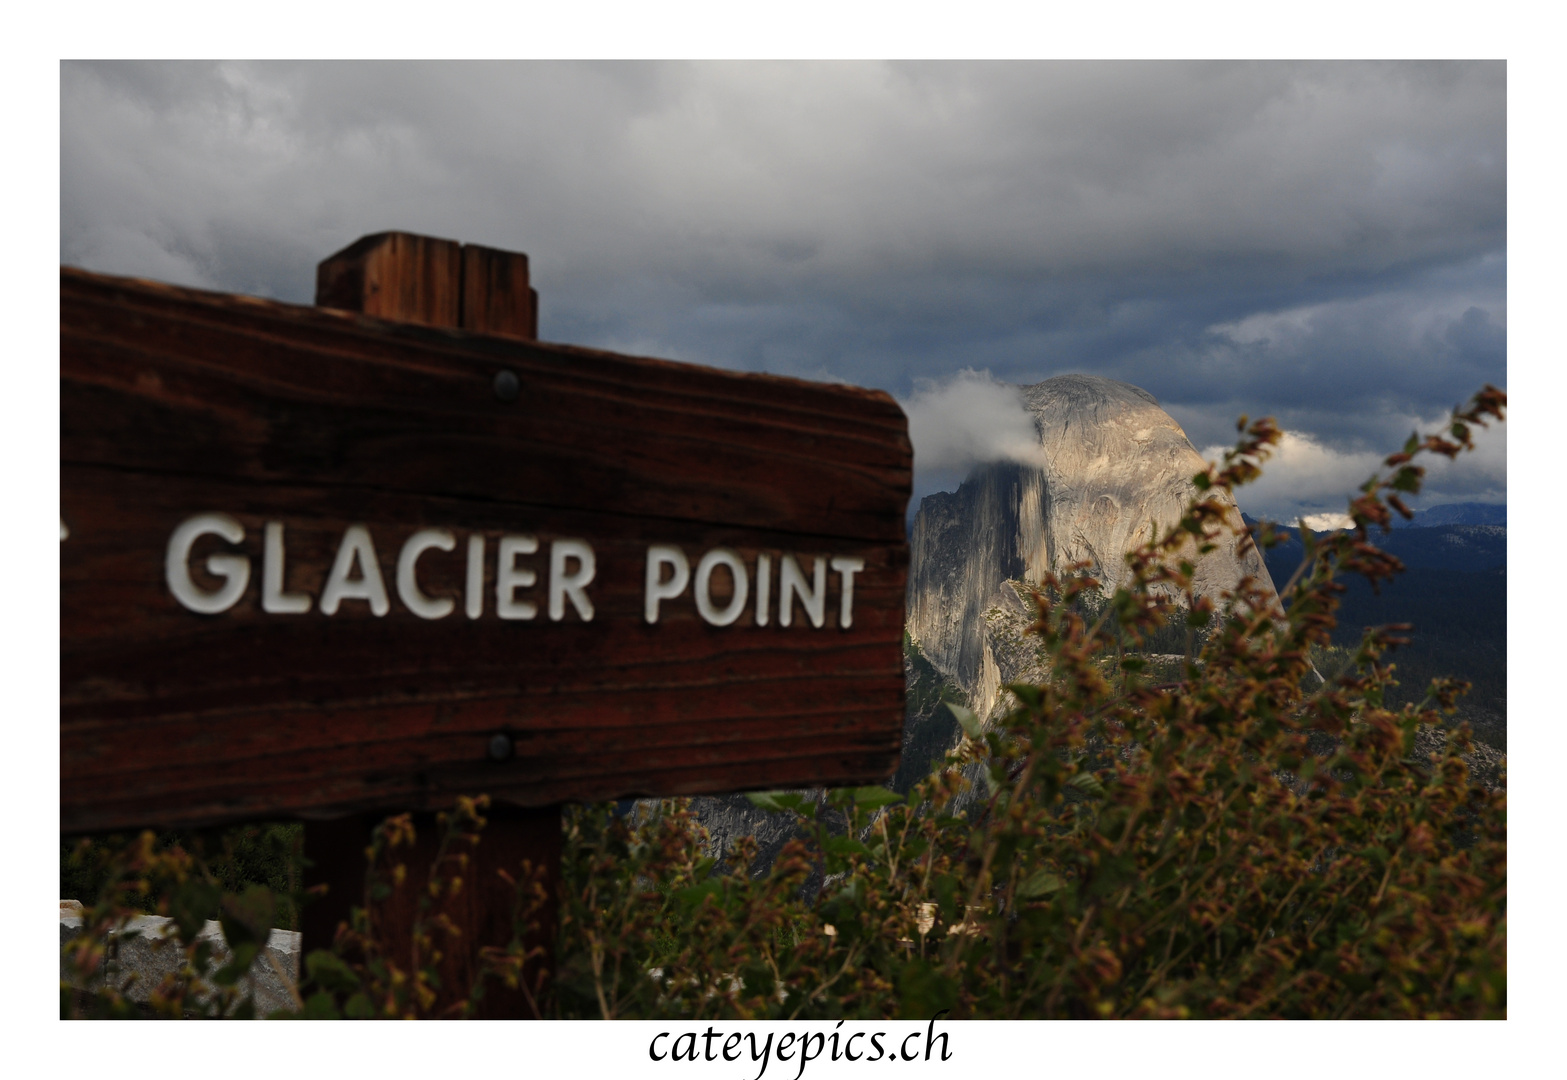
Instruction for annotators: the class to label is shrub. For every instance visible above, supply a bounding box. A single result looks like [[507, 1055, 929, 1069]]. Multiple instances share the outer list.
[[547, 385, 1508, 1019]]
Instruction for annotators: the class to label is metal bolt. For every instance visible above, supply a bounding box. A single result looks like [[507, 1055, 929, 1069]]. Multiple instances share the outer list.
[[488, 732, 513, 761], [493, 369, 520, 403]]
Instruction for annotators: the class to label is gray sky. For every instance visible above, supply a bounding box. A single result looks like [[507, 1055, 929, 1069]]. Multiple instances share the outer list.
[[60, 60, 1506, 520]]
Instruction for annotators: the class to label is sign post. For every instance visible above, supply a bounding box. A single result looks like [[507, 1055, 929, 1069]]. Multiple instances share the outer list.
[[60, 232, 912, 1016]]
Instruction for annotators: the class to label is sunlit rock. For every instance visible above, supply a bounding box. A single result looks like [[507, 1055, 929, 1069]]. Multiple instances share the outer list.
[[907, 374, 1277, 719]]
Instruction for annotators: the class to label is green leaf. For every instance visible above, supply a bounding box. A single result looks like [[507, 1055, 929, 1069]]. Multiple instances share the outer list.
[[744, 791, 785, 812], [933, 873, 961, 923], [169, 878, 221, 943], [824, 835, 874, 859], [1067, 771, 1106, 797], [745, 790, 809, 813], [299, 991, 342, 1019], [1391, 466, 1423, 492], [947, 702, 984, 740], [896, 958, 958, 1022], [344, 992, 376, 1019], [1007, 683, 1042, 710], [219, 884, 275, 950], [1016, 868, 1067, 898], [305, 950, 362, 995], [1087, 853, 1139, 899], [675, 880, 722, 913], [213, 941, 260, 987], [849, 785, 904, 810]]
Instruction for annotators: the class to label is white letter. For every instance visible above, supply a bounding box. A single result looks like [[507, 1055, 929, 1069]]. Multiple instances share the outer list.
[[262, 522, 312, 614], [496, 534, 539, 620], [466, 534, 485, 619], [398, 528, 455, 620], [754, 553, 772, 626], [830, 556, 865, 629], [644, 544, 690, 623], [549, 539, 597, 622], [166, 513, 249, 614], [779, 555, 826, 629], [320, 525, 389, 616], [694, 548, 749, 627]]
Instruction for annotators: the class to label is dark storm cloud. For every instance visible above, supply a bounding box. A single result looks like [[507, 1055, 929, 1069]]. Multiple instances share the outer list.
[[60, 59, 1505, 517]]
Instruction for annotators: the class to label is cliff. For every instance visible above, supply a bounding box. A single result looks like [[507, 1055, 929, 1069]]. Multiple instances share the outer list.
[[907, 374, 1277, 718]]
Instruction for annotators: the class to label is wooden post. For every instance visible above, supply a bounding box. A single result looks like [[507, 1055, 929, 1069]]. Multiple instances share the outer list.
[[461, 242, 539, 340], [314, 231, 463, 328], [305, 232, 555, 1018], [315, 231, 537, 339], [300, 805, 559, 1018]]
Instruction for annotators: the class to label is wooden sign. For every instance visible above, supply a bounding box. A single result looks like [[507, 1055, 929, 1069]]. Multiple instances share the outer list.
[[61, 262, 912, 834]]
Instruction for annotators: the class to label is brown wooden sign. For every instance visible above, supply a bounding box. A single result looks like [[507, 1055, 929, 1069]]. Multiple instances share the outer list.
[[61, 263, 911, 834]]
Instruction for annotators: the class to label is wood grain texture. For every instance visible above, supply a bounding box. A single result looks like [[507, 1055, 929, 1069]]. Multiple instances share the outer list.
[[317, 232, 538, 340], [460, 243, 536, 339], [61, 267, 912, 833], [315, 232, 464, 329]]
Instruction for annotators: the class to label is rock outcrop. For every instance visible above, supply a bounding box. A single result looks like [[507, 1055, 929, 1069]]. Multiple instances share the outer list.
[[60, 905, 301, 1016], [907, 374, 1277, 719]]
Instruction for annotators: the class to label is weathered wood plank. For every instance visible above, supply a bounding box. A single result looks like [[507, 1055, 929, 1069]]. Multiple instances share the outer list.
[[62, 270, 909, 542], [60, 267, 912, 834], [459, 242, 536, 339]]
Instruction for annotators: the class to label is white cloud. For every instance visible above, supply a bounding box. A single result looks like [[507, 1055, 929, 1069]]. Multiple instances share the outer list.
[[1205, 416, 1506, 522], [900, 369, 1044, 477], [1209, 430, 1384, 521], [61, 61, 1504, 314], [1299, 512, 1355, 532]]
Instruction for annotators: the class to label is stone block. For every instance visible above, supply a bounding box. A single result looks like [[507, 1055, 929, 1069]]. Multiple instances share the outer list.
[[60, 903, 302, 1017]]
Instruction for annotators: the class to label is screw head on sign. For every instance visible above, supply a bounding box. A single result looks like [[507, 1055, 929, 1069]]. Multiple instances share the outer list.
[[488, 732, 513, 761], [493, 369, 520, 402]]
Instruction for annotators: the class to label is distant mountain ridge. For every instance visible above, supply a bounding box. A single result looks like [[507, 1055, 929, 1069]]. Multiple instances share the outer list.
[[1243, 515, 1506, 574], [1394, 502, 1505, 528], [1243, 502, 1504, 531], [1247, 515, 1506, 749]]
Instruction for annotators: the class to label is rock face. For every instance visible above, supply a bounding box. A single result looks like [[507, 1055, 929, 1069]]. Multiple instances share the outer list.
[[907, 374, 1277, 718], [60, 908, 301, 1016]]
